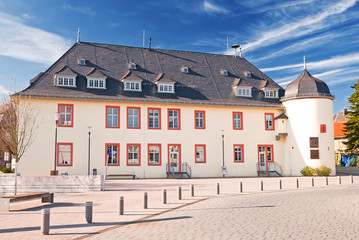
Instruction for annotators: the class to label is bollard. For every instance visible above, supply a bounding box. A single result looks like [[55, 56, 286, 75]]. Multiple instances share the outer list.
[[312, 177, 314, 187], [217, 183, 220, 195], [41, 208, 50, 235], [162, 189, 167, 204], [296, 178, 299, 188], [326, 177, 328, 186], [260, 180, 263, 191], [338, 176, 341, 184], [178, 187, 182, 200], [351, 175, 353, 184], [239, 182, 243, 193], [143, 192, 148, 209], [85, 202, 93, 224], [190, 184, 194, 197], [279, 179, 282, 190], [119, 196, 124, 215]]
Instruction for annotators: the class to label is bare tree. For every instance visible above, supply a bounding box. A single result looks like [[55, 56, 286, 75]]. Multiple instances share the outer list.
[[0, 94, 40, 194]]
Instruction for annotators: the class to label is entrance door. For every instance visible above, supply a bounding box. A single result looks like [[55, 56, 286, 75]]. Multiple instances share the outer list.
[[258, 146, 267, 171], [169, 145, 181, 172]]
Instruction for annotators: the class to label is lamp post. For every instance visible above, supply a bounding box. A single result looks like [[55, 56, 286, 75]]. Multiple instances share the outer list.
[[88, 126, 92, 175], [53, 113, 58, 175], [221, 130, 225, 178]]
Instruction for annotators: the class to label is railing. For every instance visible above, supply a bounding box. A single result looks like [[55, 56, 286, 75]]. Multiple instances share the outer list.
[[165, 162, 191, 179], [256, 162, 282, 177], [181, 162, 192, 179]]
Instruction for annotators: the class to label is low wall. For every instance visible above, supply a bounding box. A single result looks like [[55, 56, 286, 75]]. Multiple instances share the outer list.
[[336, 166, 359, 176], [0, 174, 105, 196]]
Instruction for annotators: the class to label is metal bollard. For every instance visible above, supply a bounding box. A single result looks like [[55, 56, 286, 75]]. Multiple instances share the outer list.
[[85, 202, 93, 223], [351, 175, 353, 184], [260, 180, 263, 191], [143, 192, 148, 209], [217, 183, 220, 195], [312, 177, 314, 187], [239, 182, 243, 193], [178, 187, 182, 200], [190, 184, 194, 197], [162, 189, 167, 204], [41, 208, 50, 235], [279, 179, 282, 190], [326, 177, 328, 185], [338, 176, 341, 184], [119, 196, 124, 215], [296, 178, 299, 188]]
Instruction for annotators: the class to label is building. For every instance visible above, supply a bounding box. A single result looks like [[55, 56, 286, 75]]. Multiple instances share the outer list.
[[333, 108, 349, 156], [18, 42, 335, 177]]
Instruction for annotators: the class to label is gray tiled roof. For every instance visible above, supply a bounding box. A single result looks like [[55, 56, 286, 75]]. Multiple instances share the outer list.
[[21, 42, 284, 108]]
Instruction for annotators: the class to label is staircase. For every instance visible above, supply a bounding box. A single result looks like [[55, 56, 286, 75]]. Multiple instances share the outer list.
[[166, 162, 192, 179], [257, 162, 282, 177]]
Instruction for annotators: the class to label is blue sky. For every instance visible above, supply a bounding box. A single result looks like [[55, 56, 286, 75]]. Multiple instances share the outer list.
[[0, 0, 358, 114]]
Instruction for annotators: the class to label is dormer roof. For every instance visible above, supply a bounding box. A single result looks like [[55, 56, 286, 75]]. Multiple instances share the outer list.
[[153, 73, 176, 84], [120, 70, 142, 82], [55, 65, 77, 76], [86, 68, 107, 78], [232, 78, 252, 88]]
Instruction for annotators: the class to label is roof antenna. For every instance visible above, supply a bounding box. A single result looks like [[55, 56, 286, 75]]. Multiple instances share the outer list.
[[239, 45, 243, 58], [303, 55, 306, 70], [143, 30, 145, 48], [149, 38, 152, 51], [231, 44, 239, 57], [77, 28, 80, 43]]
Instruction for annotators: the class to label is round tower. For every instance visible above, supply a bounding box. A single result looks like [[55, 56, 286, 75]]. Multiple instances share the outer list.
[[282, 63, 335, 175]]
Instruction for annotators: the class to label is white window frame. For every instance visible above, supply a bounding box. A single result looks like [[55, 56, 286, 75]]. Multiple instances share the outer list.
[[129, 63, 137, 70], [107, 144, 119, 165], [124, 80, 142, 92], [234, 145, 243, 162], [148, 109, 160, 129], [127, 144, 140, 165], [4, 152, 9, 161], [158, 83, 175, 93], [195, 145, 206, 163], [221, 69, 228, 76], [79, 58, 86, 66], [236, 87, 252, 97], [57, 143, 72, 166], [264, 89, 279, 98], [148, 145, 161, 165], [56, 75, 76, 87], [182, 66, 189, 73], [87, 77, 106, 89]]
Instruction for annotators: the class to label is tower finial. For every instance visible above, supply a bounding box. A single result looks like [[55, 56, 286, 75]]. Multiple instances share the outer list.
[[303, 55, 306, 70], [239, 45, 242, 58], [77, 28, 80, 43]]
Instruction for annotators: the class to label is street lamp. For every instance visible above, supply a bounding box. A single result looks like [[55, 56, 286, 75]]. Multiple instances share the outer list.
[[53, 112, 59, 175], [88, 126, 92, 175], [221, 130, 226, 178]]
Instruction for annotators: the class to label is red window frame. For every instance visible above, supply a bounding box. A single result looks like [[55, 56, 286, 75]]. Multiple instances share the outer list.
[[105, 143, 120, 166], [148, 144, 162, 166], [106, 106, 120, 128], [233, 144, 244, 163], [57, 143, 73, 167], [168, 144, 181, 171], [194, 110, 206, 129], [58, 104, 74, 127], [167, 108, 181, 130], [127, 107, 141, 129], [320, 124, 326, 133], [195, 144, 206, 163], [127, 143, 141, 166], [265, 113, 275, 131], [233, 112, 243, 130], [147, 108, 161, 130], [257, 145, 274, 166]]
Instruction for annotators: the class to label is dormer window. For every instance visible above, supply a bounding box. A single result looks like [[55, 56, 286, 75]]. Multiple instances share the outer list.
[[78, 58, 86, 66], [236, 87, 252, 97], [87, 78, 106, 89], [129, 62, 137, 70], [56, 75, 76, 87], [221, 69, 228, 76], [158, 83, 174, 93], [124, 80, 141, 91], [181, 66, 189, 73], [245, 71, 252, 77], [264, 89, 279, 98]]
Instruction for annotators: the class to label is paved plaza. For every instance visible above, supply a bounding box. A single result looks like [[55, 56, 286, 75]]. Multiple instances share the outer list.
[[0, 176, 358, 239]]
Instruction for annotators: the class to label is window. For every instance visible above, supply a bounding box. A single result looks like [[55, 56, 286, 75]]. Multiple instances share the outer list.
[[58, 104, 73, 127], [124, 80, 141, 91], [221, 69, 228, 76], [195, 111, 205, 129], [195, 145, 206, 163], [148, 108, 161, 129], [233, 112, 243, 130], [148, 144, 161, 166], [127, 107, 140, 129], [245, 72, 252, 77], [79, 58, 86, 66], [265, 113, 274, 130], [264, 89, 278, 98], [234, 145, 244, 163], [258, 145, 273, 162], [57, 143, 73, 166], [4, 152, 9, 161], [56, 76, 76, 87], [127, 144, 141, 166], [158, 83, 174, 93], [237, 88, 252, 97], [87, 78, 106, 89], [106, 144, 119, 166], [181, 66, 189, 73], [320, 124, 326, 133], [168, 109, 180, 130], [106, 106, 120, 128], [310, 137, 319, 148], [129, 62, 137, 70]]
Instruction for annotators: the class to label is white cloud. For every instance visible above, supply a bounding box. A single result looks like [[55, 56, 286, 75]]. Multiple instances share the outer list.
[[0, 12, 72, 65], [0, 84, 10, 95], [62, 3, 95, 15], [203, 0, 230, 15]]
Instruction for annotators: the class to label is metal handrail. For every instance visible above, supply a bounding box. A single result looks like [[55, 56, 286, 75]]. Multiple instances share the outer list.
[[182, 162, 192, 178]]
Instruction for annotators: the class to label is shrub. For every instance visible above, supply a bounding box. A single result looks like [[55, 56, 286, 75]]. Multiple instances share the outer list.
[[315, 165, 332, 176], [300, 166, 315, 176], [1, 167, 14, 173]]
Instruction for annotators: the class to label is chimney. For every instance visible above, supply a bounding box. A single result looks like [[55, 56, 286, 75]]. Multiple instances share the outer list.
[[149, 38, 152, 51], [344, 107, 348, 115]]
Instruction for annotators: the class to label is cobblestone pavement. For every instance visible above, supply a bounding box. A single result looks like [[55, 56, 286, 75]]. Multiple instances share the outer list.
[[87, 185, 359, 240]]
